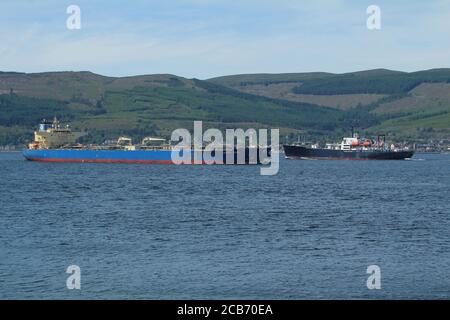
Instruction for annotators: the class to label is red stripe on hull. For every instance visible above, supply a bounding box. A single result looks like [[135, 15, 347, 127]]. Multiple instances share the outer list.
[[24, 158, 232, 164], [25, 157, 176, 164]]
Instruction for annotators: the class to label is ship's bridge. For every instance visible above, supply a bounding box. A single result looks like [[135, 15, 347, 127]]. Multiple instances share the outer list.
[[30, 118, 84, 149], [341, 137, 359, 151], [39, 120, 53, 132]]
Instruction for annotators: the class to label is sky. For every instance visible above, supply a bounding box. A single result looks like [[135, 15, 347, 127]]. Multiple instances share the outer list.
[[0, 0, 450, 79]]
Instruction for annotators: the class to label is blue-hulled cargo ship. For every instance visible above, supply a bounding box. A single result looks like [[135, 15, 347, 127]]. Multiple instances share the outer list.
[[23, 119, 270, 164], [23, 148, 177, 164]]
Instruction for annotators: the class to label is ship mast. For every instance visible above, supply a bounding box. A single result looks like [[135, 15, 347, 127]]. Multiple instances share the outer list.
[[53, 116, 60, 129]]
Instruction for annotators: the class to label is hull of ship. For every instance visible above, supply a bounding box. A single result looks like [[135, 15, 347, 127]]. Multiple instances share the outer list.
[[22, 148, 270, 165], [283, 145, 414, 160]]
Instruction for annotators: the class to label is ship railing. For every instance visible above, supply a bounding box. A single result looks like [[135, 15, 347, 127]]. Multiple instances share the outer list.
[[138, 145, 172, 150]]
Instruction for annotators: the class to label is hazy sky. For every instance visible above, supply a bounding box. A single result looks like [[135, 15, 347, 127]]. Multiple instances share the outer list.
[[1, 0, 449, 78]]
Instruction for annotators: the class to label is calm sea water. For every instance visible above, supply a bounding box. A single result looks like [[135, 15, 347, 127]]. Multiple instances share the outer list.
[[0, 151, 449, 299]]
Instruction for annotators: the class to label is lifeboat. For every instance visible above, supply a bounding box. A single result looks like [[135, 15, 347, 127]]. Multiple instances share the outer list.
[[363, 139, 372, 147]]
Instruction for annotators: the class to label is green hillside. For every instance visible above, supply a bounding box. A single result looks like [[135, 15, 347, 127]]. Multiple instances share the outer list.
[[209, 69, 450, 141], [291, 69, 450, 95], [210, 69, 450, 95], [1, 69, 449, 146], [208, 72, 334, 87], [0, 71, 346, 145]]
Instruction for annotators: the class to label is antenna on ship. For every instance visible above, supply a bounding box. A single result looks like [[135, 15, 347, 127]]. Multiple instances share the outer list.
[[53, 116, 60, 129]]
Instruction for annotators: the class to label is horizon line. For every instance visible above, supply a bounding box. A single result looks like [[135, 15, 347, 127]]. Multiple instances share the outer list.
[[1, 67, 450, 81]]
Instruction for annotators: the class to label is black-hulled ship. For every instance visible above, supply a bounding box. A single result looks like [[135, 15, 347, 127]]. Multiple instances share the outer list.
[[284, 131, 414, 160]]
